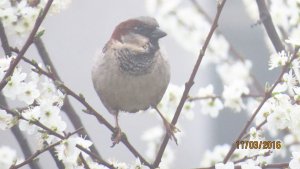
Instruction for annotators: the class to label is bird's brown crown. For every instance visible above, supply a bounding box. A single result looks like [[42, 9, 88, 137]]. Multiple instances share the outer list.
[[111, 16, 159, 41]]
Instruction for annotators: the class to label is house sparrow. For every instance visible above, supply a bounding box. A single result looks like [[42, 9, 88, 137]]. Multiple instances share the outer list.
[[92, 16, 177, 146]]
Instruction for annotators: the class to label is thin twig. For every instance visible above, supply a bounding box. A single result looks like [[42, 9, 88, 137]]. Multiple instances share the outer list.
[[152, 1, 228, 168], [223, 47, 299, 163], [233, 150, 271, 164], [0, 0, 53, 91], [262, 163, 288, 168]]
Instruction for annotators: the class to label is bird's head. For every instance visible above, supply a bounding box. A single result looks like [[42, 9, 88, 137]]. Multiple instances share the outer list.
[[110, 16, 167, 48]]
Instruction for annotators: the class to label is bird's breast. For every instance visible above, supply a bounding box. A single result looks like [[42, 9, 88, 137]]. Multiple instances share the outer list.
[[92, 50, 170, 113]]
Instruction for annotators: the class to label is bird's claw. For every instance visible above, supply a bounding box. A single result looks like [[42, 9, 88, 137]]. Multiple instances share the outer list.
[[163, 121, 180, 145], [111, 127, 123, 147]]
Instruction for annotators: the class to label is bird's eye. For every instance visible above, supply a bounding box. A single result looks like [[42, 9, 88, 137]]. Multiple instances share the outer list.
[[133, 26, 142, 31]]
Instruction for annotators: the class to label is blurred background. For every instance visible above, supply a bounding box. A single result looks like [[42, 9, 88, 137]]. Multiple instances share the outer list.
[[0, 0, 277, 168]]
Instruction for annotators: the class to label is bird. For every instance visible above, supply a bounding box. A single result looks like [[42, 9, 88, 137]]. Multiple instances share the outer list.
[[91, 16, 177, 146]]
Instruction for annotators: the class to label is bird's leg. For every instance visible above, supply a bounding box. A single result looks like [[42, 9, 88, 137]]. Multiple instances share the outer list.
[[111, 111, 123, 147], [154, 106, 180, 145]]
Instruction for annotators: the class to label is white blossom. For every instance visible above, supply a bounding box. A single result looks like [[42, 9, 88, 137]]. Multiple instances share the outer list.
[[17, 81, 40, 104], [270, 1, 299, 30], [293, 87, 300, 102], [292, 58, 300, 84], [286, 38, 300, 47], [130, 158, 146, 169], [267, 107, 289, 131], [3, 68, 27, 100], [208, 35, 229, 63], [222, 81, 249, 112], [56, 136, 92, 167], [241, 160, 262, 169], [19, 106, 41, 135], [87, 160, 109, 169], [0, 146, 18, 169], [215, 162, 234, 169], [197, 85, 223, 118], [0, 109, 14, 130], [290, 152, 300, 169], [0, 0, 71, 46], [43, 116, 66, 138], [269, 51, 290, 70], [282, 71, 297, 94], [49, 0, 72, 14], [249, 127, 263, 141], [242, 0, 259, 20], [217, 60, 252, 86], [38, 77, 65, 107], [289, 105, 300, 136], [38, 101, 66, 137], [200, 144, 230, 167], [0, 56, 13, 79], [109, 159, 129, 169]]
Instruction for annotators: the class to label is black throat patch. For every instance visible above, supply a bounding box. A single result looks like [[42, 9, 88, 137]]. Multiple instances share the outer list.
[[117, 46, 157, 76]]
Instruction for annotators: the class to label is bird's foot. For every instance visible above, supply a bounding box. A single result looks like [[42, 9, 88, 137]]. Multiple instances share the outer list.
[[111, 127, 123, 147], [163, 120, 180, 145]]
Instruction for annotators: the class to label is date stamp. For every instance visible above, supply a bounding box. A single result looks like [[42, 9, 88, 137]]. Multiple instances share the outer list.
[[236, 140, 282, 149]]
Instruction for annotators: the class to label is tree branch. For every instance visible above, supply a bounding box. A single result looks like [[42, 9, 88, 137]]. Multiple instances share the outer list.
[[152, 1, 228, 168], [255, 0, 284, 52]]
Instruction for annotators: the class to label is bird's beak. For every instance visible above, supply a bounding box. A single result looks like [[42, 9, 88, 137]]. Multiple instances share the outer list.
[[151, 28, 167, 39]]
